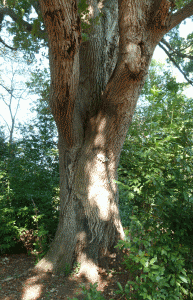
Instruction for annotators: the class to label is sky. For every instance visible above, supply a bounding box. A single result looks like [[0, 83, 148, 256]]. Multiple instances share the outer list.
[[0, 17, 193, 141]]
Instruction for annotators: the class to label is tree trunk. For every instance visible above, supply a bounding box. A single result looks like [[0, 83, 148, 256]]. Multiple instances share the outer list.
[[36, 0, 184, 282]]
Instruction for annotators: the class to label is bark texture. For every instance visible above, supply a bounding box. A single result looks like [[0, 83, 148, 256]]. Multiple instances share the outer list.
[[36, 0, 191, 283]]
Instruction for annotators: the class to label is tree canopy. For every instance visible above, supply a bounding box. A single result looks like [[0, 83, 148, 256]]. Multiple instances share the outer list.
[[0, 0, 193, 84]]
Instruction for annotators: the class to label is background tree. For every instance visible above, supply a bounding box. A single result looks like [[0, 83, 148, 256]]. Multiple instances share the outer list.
[[0, 0, 193, 283], [0, 46, 31, 143]]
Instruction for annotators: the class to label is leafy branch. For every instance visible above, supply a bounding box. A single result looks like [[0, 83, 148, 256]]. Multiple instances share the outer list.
[[159, 39, 193, 86]]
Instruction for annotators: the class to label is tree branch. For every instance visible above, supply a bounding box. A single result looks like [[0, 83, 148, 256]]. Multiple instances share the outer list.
[[0, 6, 46, 34], [169, 0, 193, 30], [0, 113, 10, 132], [0, 83, 14, 96], [0, 6, 33, 31], [161, 38, 193, 60], [159, 41, 193, 86], [0, 36, 17, 50]]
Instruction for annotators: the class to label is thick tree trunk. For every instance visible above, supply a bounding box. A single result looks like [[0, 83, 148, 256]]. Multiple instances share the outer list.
[[36, 0, 176, 282]]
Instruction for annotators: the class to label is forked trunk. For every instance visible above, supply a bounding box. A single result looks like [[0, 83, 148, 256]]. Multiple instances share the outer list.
[[36, 0, 178, 282]]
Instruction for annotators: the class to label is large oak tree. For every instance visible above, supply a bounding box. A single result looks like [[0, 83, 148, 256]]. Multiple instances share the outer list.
[[1, 0, 193, 283]]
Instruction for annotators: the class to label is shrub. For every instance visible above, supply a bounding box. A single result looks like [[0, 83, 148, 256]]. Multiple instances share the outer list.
[[115, 206, 193, 300]]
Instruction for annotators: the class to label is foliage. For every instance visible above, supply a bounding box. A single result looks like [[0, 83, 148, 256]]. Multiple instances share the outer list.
[[162, 21, 193, 83], [118, 60, 193, 232], [115, 206, 193, 299], [78, 0, 103, 42], [25, 66, 50, 103], [116, 60, 193, 299], [0, 0, 104, 53], [175, 0, 193, 10], [67, 282, 112, 300], [71, 262, 81, 276], [1, 0, 47, 57], [0, 98, 59, 257], [0, 131, 19, 252]]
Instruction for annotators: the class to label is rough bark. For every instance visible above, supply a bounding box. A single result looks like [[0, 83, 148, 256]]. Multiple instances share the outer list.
[[36, 0, 193, 283]]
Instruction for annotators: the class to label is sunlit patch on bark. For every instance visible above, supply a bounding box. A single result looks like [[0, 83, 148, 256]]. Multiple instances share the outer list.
[[87, 162, 111, 221], [77, 254, 100, 284], [35, 258, 53, 272]]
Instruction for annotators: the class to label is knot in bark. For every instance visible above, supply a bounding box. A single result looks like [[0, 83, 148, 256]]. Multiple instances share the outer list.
[[125, 42, 142, 74]]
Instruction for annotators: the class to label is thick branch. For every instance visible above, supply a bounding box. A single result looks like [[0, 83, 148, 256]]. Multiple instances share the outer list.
[[39, 0, 81, 148], [161, 38, 193, 60], [159, 41, 193, 86], [169, 0, 193, 30]]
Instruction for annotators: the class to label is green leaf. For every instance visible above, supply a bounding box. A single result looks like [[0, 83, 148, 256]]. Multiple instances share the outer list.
[[178, 275, 188, 283], [150, 257, 157, 265]]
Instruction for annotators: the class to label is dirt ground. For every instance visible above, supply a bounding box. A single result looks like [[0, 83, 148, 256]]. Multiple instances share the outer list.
[[0, 250, 131, 300]]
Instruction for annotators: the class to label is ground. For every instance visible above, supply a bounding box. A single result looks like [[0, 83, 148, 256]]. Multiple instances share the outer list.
[[0, 249, 132, 300]]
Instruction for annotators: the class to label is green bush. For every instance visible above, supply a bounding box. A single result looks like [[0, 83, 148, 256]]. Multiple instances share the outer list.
[[118, 61, 193, 231], [0, 134, 19, 254], [115, 206, 193, 300], [115, 61, 193, 299], [67, 282, 111, 300], [0, 100, 59, 256]]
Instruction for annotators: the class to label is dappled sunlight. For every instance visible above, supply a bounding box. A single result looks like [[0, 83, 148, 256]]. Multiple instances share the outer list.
[[97, 0, 104, 11], [77, 253, 100, 284], [80, 4, 94, 24], [86, 155, 111, 221], [88, 183, 110, 220], [35, 258, 53, 272], [93, 116, 107, 149], [111, 202, 125, 240], [22, 275, 43, 300]]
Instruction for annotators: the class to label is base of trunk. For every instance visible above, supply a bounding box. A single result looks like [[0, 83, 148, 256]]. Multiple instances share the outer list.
[[35, 229, 125, 284]]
